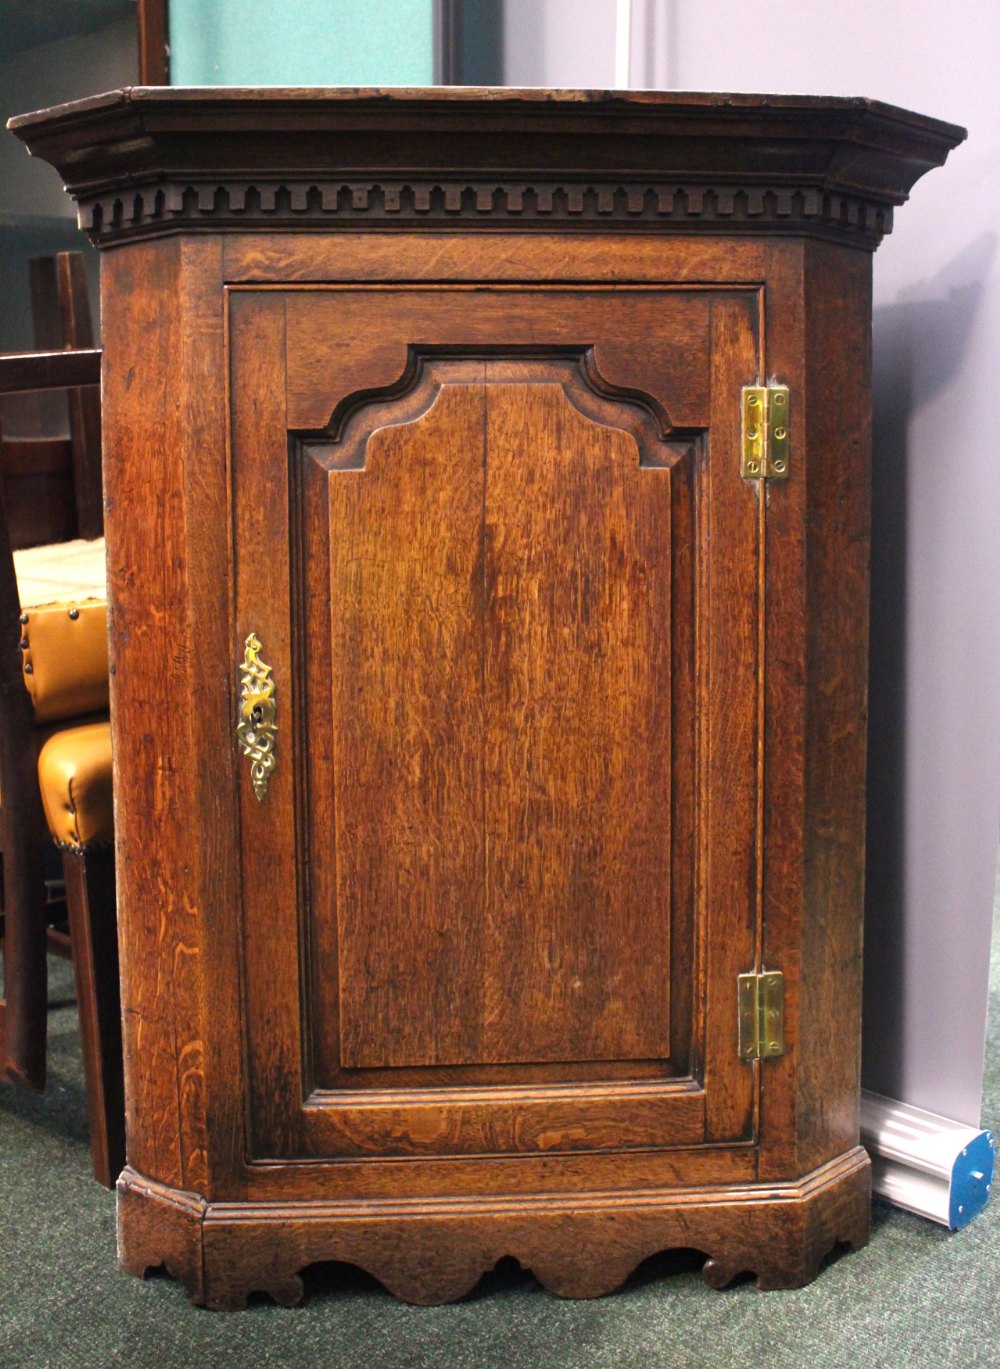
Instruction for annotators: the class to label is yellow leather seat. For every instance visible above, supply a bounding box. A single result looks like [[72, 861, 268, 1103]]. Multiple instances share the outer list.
[[37, 721, 113, 849], [12, 536, 113, 849], [18, 599, 109, 722]]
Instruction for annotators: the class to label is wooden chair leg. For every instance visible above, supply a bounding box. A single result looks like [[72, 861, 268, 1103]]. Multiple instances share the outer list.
[[62, 845, 124, 1187], [0, 823, 48, 1089], [0, 483, 51, 1090]]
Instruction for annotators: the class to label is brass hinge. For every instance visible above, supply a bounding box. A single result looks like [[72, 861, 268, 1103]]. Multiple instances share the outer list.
[[741, 385, 790, 480], [738, 971, 785, 1060]]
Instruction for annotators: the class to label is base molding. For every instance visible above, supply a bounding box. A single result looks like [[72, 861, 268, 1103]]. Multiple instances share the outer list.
[[117, 1148, 871, 1308]]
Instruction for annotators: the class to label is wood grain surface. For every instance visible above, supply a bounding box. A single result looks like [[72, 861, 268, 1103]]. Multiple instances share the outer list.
[[103, 237, 243, 1195], [11, 88, 964, 252], [225, 286, 762, 1165], [756, 240, 874, 1181], [100, 226, 880, 1299], [327, 362, 673, 1069], [38, 81, 949, 1305], [117, 1148, 871, 1308]]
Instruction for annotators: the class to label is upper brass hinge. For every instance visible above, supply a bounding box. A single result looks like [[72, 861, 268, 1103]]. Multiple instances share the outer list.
[[738, 970, 785, 1061], [741, 385, 790, 480]]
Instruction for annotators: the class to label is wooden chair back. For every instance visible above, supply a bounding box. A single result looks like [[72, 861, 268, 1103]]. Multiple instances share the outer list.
[[0, 252, 102, 550], [0, 252, 103, 1089]]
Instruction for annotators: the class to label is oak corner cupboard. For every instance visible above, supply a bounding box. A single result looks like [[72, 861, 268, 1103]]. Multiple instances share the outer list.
[[10, 87, 964, 1308]]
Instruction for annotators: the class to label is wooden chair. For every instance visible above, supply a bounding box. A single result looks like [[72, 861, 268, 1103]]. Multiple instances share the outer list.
[[1, 252, 102, 549], [0, 253, 122, 1187]]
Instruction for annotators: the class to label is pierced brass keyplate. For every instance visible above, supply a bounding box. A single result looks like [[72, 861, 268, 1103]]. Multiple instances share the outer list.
[[237, 632, 277, 801]]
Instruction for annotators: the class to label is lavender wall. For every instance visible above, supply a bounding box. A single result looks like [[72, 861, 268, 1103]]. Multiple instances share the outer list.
[[467, 0, 1000, 1124]]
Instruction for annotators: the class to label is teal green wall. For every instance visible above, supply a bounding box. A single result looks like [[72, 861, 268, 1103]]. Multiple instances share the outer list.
[[169, 0, 435, 86]]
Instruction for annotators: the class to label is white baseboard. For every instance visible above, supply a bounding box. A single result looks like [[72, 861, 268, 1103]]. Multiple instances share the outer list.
[[860, 1089, 995, 1229]]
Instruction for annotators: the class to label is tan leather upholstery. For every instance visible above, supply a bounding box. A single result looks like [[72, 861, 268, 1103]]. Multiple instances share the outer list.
[[37, 721, 113, 848], [13, 537, 108, 723], [18, 598, 109, 722]]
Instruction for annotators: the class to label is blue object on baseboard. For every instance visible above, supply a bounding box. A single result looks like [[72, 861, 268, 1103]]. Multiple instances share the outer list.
[[950, 1129, 995, 1230]]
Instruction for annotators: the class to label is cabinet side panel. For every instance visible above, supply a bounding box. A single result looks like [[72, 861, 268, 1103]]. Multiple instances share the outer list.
[[758, 241, 871, 1178], [799, 243, 871, 1172], [757, 241, 807, 1178], [103, 237, 241, 1193]]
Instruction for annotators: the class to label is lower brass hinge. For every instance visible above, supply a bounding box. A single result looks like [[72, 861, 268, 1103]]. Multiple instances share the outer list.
[[738, 971, 785, 1060], [741, 385, 790, 480]]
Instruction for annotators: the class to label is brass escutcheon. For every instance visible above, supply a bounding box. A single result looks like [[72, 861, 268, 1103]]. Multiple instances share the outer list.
[[237, 632, 277, 801]]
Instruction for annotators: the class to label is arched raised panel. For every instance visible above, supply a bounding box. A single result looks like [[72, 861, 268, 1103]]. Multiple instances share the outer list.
[[232, 284, 759, 1161], [303, 350, 691, 470], [297, 356, 693, 1071]]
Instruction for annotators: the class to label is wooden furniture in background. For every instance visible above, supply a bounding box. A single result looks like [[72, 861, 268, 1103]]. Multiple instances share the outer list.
[[10, 87, 965, 1305], [26, 252, 103, 540], [137, 0, 169, 85], [9, 533, 122, 1187], [0, 252, 102, 550], [0, 269, 122, 1185]]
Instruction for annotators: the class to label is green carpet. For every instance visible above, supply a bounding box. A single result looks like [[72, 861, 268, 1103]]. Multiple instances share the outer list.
[[3, 895, 999, 1369]]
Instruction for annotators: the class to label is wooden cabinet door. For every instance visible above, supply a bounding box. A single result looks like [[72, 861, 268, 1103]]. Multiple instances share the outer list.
[[229, 283, 761, 1164]]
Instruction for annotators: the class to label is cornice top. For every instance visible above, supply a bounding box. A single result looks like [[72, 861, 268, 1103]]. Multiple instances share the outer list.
[[8, 87, 966, 250]]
